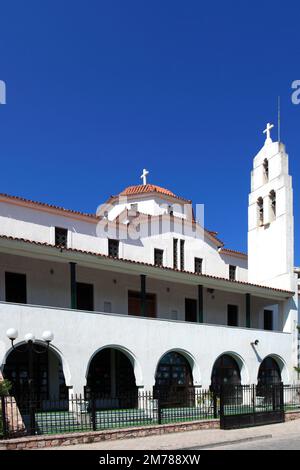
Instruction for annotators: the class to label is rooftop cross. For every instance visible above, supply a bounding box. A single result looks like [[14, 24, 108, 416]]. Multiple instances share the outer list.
[[140, 168, 149, 185], [263, 122, 274, 145]]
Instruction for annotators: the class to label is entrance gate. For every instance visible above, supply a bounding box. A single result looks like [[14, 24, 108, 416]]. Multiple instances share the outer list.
[[220, 383, 285, 429]]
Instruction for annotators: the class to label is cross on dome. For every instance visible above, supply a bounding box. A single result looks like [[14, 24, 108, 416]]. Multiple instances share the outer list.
[[140, 168, 149, 185], [263, 122, 274, 145]]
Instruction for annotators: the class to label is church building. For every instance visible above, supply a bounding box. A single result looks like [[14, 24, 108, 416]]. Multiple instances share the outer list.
[[0, 125, 298, 405]]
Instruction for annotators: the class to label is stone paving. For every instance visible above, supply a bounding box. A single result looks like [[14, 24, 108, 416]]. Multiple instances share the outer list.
[[48, 418, 300, 450]]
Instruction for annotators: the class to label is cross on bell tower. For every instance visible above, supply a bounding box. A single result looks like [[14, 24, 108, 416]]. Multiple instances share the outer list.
[[263, 122, 274, 145]]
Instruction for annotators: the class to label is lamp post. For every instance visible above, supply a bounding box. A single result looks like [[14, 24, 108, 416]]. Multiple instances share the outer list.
[[6, 328, 54, 435]]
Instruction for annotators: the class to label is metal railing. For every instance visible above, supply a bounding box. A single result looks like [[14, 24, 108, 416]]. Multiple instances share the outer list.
[[283, 384, 300, 410], [1, 385, 300, 438], [1, 389, 218, 438]]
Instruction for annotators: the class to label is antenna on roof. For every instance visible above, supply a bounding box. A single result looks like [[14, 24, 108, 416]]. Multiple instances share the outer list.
[[278, 96, 281, 143]]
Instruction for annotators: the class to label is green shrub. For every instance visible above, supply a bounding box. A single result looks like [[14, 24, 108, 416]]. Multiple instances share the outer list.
[[0, 380, 11, 437], [0, 379, 11, 397]]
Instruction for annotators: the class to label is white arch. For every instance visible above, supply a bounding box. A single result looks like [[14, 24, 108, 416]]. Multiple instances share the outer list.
[[1, 340, 72, 387], [258, 354, 290, 384], [211, 351, 250, 385], [154, 348, 202, 386], [85, 344, 143, 387]]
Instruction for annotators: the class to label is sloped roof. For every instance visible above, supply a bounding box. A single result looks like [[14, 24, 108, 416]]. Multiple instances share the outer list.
[[117, 184, 191, 203], [0, 192, 98, 220], [219, 248, 248, 259]]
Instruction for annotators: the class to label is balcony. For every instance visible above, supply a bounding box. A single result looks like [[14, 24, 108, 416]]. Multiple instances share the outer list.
[[0, 300, 292, 392]]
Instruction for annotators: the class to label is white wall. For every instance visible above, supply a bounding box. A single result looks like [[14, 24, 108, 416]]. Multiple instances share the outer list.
[[248, 142, 294, 291], [0, 302, 293, 394]]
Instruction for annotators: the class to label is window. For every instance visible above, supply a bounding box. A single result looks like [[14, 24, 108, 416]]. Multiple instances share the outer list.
[[5, 272, 27, 304], [264, 309, 273, 331], [128, 291, 156, 317], [227, 305, 238, 326], [257, 197, 264, 226], [108, 239, 119, 258], [195, 257, 203, 274], [130, 203, 138, 212], [180, 240, 185, 271], [229, 265, 236, 281], [185, 298, 197, 323], [173, 239, 178, 269], [76, 282, 94, 311], [263, 158, 269, 181], [154, 352, 193, 394], [154, 248, 164, 267], [55, 227, 68, 247], [269, 190, 276, 219]]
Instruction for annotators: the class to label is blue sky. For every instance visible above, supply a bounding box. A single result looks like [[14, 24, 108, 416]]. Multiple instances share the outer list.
[[0, 1, 299, 264]]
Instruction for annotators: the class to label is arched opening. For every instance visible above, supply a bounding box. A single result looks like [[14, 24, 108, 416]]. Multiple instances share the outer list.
[[211, 354, 242, 403], [258, 356, 281, 386], [154, 351, 194, 406], [3, 344, 68, 404], [257, 197, 264, 226], [269, 190, 276, 220], [86, 348, 138, 408], [263, 158, 269, 181], [257, 356, 282, 402]]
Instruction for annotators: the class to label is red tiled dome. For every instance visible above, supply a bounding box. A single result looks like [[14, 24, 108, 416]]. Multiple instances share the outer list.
[[120, 184, 176, 198]]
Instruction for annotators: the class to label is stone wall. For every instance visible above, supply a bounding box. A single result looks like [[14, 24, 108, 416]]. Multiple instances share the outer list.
[[0, 418, 219, 450]]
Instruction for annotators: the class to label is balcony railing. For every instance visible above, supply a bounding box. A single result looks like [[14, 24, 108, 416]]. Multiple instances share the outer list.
[[0, 300, 289, 333]]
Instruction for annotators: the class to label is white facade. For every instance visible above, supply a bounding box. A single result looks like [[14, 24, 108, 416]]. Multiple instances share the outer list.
[[0, 133, 298, 397]]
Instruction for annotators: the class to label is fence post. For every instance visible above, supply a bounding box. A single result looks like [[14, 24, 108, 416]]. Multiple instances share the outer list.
[[1, 396, 8, 438], [280, 382, 284, 412], [219, 385, 224, 428], [91, 395, 96, 431], [272, 385, 276, 411], [29, 400, 36, 436], [213, 390, 218, 419], [157, 393, 162, 425]]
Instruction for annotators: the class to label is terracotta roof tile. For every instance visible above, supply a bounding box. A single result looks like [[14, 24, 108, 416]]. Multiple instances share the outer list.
[[121, 184, 175, 197], [118, 184, 192, 202], [219, 248, 248, 259], [0, 193, 98, 220]]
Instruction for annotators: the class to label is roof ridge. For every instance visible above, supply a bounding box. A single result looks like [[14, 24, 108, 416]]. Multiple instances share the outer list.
[[219, 247, 248, 258], [0, 192, 98, 219]]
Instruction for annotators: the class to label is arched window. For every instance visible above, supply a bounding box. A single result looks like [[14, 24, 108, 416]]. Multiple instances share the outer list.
[[269, 190, 276, 220], [257, 197, 264, 226], [263, 158, 269, 181], [211, 354, 242, 404], [86, 348, 138, 407], [211, 354, 241, 392], [155, 352, 193, 390], [154, 351, 194, 406], [3, 344, 68, 404], [258, 357, 281, 386]]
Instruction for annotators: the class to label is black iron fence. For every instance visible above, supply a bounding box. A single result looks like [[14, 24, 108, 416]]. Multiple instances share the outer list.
[[0, 388, 218, 438], [1, 384, 300, 438], [220, 383, 284, 429], [283, 384, 300, 410]]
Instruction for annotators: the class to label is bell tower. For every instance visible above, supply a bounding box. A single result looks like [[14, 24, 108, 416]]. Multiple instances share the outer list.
[[248, 124, 294, 291]]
